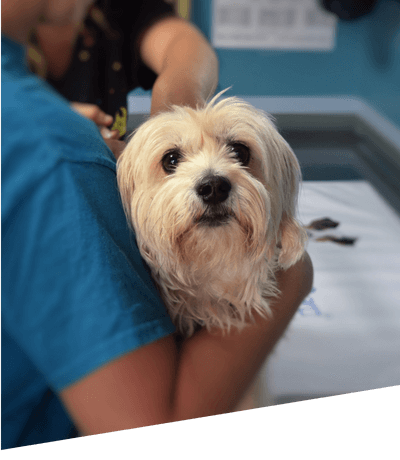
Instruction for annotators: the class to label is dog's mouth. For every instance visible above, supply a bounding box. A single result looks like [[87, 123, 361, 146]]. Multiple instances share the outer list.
[[196, 207, 235, 227]]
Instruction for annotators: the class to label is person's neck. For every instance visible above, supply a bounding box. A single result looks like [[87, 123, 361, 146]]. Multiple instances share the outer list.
[[2, 18, 38, 45]]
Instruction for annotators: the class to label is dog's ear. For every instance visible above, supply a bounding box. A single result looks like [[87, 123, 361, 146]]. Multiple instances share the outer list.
[[278, 212, 307, 269], [116, 145, 136, 227], [268, 137, 307, 269]]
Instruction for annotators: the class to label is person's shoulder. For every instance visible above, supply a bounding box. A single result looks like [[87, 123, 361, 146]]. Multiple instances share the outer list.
[[2, 68, 115, 169], [2, 70, 116, 222]]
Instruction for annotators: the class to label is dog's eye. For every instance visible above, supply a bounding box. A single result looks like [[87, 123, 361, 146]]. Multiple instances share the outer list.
[[228, 142, 250, 166], [162, 149, 182, 173]]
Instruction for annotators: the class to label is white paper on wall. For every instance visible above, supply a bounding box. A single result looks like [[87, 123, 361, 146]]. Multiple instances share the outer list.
[[211, 0, 337, 50]]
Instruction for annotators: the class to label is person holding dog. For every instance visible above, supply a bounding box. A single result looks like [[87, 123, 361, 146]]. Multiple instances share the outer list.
[[1, 0, 313, 450]]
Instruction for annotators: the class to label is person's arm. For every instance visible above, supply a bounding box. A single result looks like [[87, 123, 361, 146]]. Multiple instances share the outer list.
[[60, 252, 313, 435], [138, 16, 219, 116], [89, 16, 218, 160]]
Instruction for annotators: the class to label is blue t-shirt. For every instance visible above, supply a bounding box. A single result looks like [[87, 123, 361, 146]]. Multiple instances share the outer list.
[[1, 36, 176, 449]]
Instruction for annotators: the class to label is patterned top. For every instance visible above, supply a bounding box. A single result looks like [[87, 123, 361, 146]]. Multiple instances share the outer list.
[[28, 0, 175, 137]]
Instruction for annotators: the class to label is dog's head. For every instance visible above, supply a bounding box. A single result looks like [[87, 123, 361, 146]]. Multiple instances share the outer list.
[[117, 92, 306, 271]]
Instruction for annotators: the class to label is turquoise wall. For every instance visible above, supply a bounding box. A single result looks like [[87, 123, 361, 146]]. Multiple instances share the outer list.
[[191, 0, 400, 127]]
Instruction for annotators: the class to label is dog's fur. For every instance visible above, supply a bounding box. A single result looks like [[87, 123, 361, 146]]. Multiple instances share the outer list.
[[117, 92, 307, 336]]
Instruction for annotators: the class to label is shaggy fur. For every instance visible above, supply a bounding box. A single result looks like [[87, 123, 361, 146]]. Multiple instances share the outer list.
[[117, 92, 307, 336]]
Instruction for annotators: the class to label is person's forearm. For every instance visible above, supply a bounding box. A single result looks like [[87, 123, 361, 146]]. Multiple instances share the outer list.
[[169, 252, 313, 421], [151, 27, 218, 115]]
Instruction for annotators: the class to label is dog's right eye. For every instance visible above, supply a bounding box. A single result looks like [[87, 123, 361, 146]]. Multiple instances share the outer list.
[[162, 149, 182, 173]]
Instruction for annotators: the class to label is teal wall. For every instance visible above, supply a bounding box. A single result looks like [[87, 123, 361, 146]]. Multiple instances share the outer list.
[[191, 0, 400, 128]]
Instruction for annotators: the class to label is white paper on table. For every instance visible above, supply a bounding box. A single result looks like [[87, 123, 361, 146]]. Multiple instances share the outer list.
[[265, 181, 400, 397]]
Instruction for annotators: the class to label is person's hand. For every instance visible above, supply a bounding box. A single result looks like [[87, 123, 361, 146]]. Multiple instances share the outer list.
[[71, 102, 120, 140], [104, 138, 126, 160], [71, 103, 125, 159]]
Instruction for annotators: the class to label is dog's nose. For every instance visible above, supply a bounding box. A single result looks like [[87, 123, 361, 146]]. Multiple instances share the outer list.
[[196, 175, 231, 205]]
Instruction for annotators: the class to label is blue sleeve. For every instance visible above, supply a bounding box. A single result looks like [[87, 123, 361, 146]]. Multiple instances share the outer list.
[[2, 149, 176, 391]]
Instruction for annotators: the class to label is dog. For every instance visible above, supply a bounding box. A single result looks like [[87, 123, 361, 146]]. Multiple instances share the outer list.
[[117, 92, 307, 336]]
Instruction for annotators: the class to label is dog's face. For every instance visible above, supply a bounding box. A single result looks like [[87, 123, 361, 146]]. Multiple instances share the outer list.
[[117, 95, 306, 274]]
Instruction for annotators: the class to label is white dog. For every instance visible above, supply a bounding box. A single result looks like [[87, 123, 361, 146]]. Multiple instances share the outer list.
[[117, 92, 307, 336]]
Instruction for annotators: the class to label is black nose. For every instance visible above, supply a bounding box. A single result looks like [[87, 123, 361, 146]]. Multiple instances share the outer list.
[[196, 175, 231, 205]]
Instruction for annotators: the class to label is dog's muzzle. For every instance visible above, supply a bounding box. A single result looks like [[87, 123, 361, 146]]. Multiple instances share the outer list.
[[195, 175, 234, 227]]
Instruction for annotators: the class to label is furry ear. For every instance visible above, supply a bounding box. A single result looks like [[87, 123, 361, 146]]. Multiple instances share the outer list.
[[116, 145, 136, 228], [278, 213, 307, 269], [266, 134, 307, 269]]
